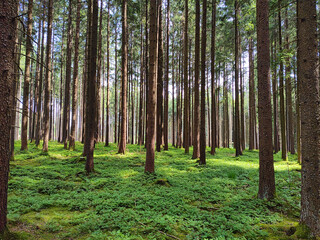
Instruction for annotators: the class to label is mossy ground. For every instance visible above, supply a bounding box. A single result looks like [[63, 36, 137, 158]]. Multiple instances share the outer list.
[[6, 141, 302, 239]]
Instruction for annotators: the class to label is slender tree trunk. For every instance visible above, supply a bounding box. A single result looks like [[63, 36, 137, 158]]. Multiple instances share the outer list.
[[234, 0, 242, 156], [43, 0, 54, 152], [69, 0, 81, 150], [163, 0, 169, 151], [200, 0, 207, 165], [118, 0, 128, 154], [63, 1, 73, 149], [183, 0, 189, 154], [192, 0, 200, 159], [145, 0, 158, 173], [58, 12, 65, 143], [21, 0, 34, 150], [114, 30, 118, 144], [249, 38, 257, 150], [84, 0, 98, 174], [0, 0, 17, 233], [210, 0, 216, 155], [105, 1, 110, 147], [297, 0, 320, 236], [256, 0, 275, 200], [278, 0, 287, 160]]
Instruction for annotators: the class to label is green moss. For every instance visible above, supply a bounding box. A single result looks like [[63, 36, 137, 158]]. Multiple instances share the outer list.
[[294, 224, 313, 239]]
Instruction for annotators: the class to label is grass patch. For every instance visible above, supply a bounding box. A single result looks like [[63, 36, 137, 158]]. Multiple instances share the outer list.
[[7, 141, 301, 239]]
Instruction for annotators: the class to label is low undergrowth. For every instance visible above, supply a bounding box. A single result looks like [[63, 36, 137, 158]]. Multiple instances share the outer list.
[[6, 141, 301, 239]]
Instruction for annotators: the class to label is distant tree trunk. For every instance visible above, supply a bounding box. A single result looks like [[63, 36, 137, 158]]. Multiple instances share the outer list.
[[200, 0, 207, 165], [21, 0, 34, 150], [249, 38, 257, 150], [105, 1, 110, 147], [183, 0, 189, 154], [145, 0, 158, 173], [240, 42, 245, 151], [156, 3, 163, 152], [63, 1, 73, 149], [163, 0, 169, 151], [271, 35, 280, 153], [297, 0, 320, 236], [192, 0, 200, 159], [256, 0, 275, 200], [96, 0, 103, 143], [114, 30, 118, 144], [69, 0, 81, 150], [35, 3, 46, 146], [296, 76, 301, 163], [43, 0, 54, 152], [177, 53, 182, 148], [172, 45, 175, 147], [278, 0, 287, 160], [58, 13, 65, 144], [210, 0, 216, 155], [0, 0, 17, 233], [118, 0, 128, 154], [234, 0, 242, 156], [84, 0, 98, 174], [284, 9, 294, 155]]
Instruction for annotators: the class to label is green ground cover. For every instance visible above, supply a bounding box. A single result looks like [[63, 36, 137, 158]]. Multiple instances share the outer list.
[[5, 141, 302, 239]]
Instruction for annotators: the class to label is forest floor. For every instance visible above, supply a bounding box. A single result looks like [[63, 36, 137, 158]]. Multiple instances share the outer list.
[[5, 141, 302, 240]]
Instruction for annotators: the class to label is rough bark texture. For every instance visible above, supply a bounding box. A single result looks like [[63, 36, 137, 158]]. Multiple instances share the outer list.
[[43, 0, 54, 152], [256, 0, 276, 200], [0, 0, 17, 233], [21, 0, 34, 150], [234, 0, 242, 156], [84, 0, 98, 174], [183, 0, 189, 154], [200, 0, 207, 165], [69, 0, 81, 150], [210, 0, 216, 155], [192, 0, 200, 159], [145, 0, 158, 173], [118, 0, 128, 154], [297, 0, 320, 236]]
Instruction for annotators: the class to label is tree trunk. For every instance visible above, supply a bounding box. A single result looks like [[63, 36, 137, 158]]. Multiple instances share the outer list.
[[249, 38, 257, 150], [183, 0, 189, 154], [234, 0, 242, 156], [43, 0, 54, 152], [0, 0, 17, 233], [278, 0, 287, 160], [118, 0, 128, 154], [105, 1, 110, 147], [145, 0, 159, 173], [297, 0, 320, 236], [69, 0, 81, 150], [256, 0, 276, 200], [210, 0, 216, 155], [163, 0, 169, 151], [200, 0, 207, 165], [84, 0, 98, 174], [21, 0, 34, 150], [114, 29, 118, 144]]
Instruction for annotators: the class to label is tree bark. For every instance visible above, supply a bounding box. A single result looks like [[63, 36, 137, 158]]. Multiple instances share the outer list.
[[297, 0, 320, 236], [163, 0, 169, 151], [118, 0, 128, 154], [210, 0, 216, 155], [183, 0, 189, 154]]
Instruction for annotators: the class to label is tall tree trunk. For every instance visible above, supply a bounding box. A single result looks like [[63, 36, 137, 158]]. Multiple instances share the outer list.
[[297, 0, 320, 236], [284, 9, 294, 154], [118, 0, 128, 154], [183, 0, 189, 154], [156, 3, 163, 152], [43, 0, 54, 152], [172, 43, 175, 147], [69, 0, 81, 150], [0, 0, 17, 233], [114, 29, 118, 144], [210, 0, 216, 155], [163, 0, 169, 151], [177, 52, 182, 148], [84, 0, 98, 173], [35, 3, 46, 146], [234, 0, 242, 156], [257, 0, 276, 200], [200, 0, 207, 165], [192, 0, 200, 159], [249, 38, 257, 150], [278, 0, 287, 160], [58, 12, 65, 143], [63, 1, 73, 149], [105, 1, 110, 147], [21, 0, 34, 150], [145, 0, 159, 173]]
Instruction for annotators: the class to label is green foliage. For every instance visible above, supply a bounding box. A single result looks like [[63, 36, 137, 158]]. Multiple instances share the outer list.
[[7, 141, 301, 239]]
